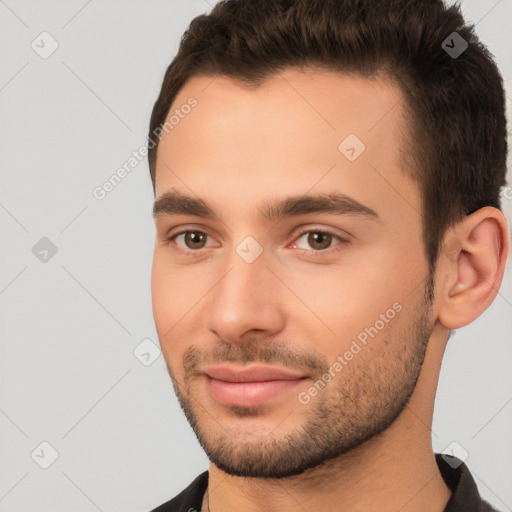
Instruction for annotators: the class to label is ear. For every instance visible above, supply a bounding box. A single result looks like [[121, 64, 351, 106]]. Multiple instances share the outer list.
[[437, 206, 510, 330]]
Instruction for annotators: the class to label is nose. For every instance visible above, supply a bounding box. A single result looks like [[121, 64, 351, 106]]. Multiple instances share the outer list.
[[205, 246, 285, 343]]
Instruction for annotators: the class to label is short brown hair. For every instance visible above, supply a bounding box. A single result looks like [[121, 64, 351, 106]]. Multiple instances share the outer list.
[[148, 0, 507, 272]]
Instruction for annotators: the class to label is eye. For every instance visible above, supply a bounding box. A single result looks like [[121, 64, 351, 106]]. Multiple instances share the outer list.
[[167, 230, 216, 251], [291, 229, 347, 253], [165, 228, 349, 256]]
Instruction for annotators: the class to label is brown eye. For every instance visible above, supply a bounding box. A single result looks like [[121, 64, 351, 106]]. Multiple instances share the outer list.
[[183, 231, 207, 249], [307, 231, 333, 250], [292, 229, 348, 256]]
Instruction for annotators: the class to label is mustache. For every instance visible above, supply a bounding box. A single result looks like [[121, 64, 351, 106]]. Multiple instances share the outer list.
[[182, 337, 329, 377]]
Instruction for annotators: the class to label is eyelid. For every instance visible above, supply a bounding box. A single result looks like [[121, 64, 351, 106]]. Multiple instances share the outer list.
[[166, 225, 220, 250], [165, 225, 351, 254], [288, 226, 349, 252]]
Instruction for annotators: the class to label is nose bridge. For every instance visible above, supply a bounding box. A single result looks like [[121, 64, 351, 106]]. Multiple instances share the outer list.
[[206, 241, 283, 341]]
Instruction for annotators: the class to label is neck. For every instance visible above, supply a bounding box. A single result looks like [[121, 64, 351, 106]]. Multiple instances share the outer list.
[[205, 412, 451, 512]]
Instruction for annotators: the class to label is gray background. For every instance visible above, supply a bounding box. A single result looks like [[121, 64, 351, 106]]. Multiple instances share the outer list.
[[0, 1, 511, 511]]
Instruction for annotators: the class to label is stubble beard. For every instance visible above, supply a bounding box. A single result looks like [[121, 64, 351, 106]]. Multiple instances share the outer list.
[[166, 277, 435, 479]]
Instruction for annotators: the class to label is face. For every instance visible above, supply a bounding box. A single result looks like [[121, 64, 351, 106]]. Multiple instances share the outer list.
[[151, 67, 436, 478]]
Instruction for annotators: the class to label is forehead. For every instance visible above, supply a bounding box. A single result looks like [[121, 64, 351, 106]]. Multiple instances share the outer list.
[[154, 67, 419, 227]]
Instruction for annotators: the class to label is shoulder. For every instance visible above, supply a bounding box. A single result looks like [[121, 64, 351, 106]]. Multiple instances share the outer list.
[[149, 471, 209, 512], [435, 454, 502, 512]]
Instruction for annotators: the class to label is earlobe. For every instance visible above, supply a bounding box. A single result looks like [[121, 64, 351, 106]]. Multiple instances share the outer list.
[[437, 207, 510, 330]]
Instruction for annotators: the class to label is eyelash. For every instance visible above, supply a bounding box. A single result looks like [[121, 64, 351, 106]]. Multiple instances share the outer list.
[[164, 228, 349, 258]]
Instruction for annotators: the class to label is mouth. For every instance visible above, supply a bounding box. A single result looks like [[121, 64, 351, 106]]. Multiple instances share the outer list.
[[202, 364, 309, 407]]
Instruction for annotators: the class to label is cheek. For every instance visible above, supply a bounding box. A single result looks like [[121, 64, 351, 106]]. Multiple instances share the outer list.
[[151, 253, 219, 369], [150, 267, 186, 380], [150, 256, 172, 332], [151, 253, 202, 328], [285, 255, 410, 354], [150, 255, 194, 353]]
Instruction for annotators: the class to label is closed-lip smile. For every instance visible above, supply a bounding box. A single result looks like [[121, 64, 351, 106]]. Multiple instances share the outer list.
[[202, 364, 309, 407], [203, 364, 308, 382]]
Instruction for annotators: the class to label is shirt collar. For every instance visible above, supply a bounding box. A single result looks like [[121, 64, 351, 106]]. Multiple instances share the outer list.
[[436, 453, 498, 511]]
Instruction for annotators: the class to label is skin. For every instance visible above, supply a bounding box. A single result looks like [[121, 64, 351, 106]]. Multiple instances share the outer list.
[[151, 67, 510, 512]]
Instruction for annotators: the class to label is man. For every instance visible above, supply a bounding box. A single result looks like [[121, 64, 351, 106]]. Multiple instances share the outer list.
[[147, 0, 509, 510]]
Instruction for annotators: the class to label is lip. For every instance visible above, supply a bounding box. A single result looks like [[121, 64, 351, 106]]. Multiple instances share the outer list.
[[203, 364, 307, 382], [203, 364, 308, 407]]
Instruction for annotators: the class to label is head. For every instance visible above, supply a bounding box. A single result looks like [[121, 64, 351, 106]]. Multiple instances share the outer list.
[[149, 0, 509, 478]]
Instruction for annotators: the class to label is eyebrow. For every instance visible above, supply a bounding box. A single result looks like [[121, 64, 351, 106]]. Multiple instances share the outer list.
[[153, 188, 379, 222]]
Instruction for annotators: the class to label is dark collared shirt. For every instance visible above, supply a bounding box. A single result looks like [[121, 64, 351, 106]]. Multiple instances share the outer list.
[[149, 453, 501, 512]]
